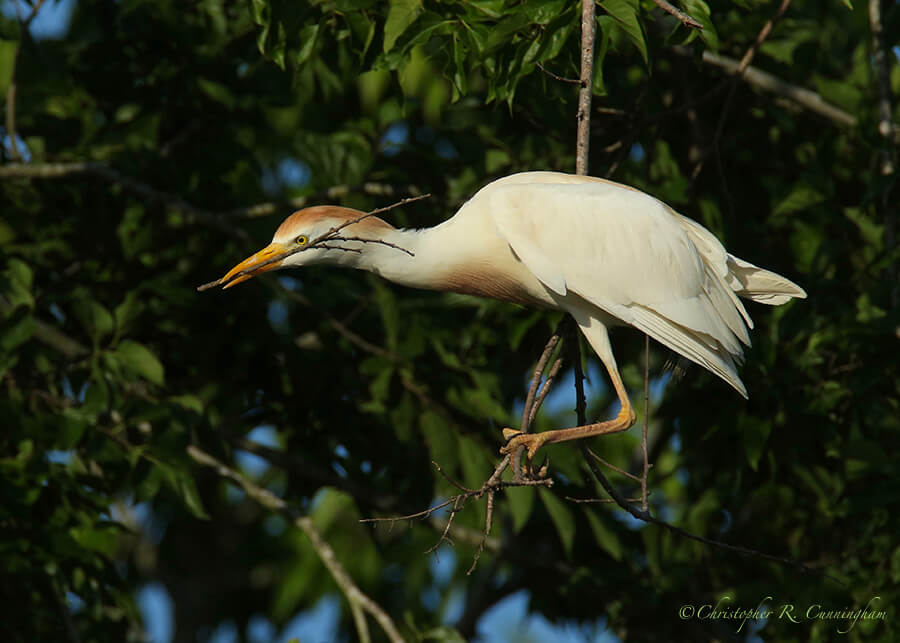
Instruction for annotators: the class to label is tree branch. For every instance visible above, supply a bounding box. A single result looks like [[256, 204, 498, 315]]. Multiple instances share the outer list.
[[868, 0, 898, 309], [575, 0, 595, 175], [651, 0, 703, 30], [672, 47, 862, 131], [735, 0, 791, 76], [187, 446, 406, 643]]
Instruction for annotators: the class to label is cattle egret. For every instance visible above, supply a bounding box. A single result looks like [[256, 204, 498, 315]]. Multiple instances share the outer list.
[[209, 172, 806, 459]]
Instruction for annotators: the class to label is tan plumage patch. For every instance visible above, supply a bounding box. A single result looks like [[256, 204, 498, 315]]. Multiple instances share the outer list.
[[274, 206, 395, 241]]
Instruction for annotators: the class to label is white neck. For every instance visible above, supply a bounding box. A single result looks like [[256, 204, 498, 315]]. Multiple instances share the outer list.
[[336, 216, 554, 307], [354, 224, 452, 291]]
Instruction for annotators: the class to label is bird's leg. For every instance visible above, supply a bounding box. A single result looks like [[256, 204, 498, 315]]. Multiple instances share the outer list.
[[500, 359, 636, 463]]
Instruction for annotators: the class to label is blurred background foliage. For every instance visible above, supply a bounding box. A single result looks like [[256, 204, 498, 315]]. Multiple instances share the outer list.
[[0, 0, 898, 641]]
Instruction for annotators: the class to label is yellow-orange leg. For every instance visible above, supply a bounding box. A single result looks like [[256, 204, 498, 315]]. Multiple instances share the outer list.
[[499, 348, 636, 463]]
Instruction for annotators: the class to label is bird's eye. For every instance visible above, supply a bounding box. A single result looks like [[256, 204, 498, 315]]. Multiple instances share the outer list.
[[296, 235, 308, 246]]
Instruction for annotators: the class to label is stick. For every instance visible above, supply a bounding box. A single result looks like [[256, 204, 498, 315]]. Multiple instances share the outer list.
[[651, 0, 703, 30]]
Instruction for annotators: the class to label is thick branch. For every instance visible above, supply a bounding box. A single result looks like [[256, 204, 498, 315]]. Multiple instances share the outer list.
[[187, 446, 405, 643], [575, 0, 595, 175]]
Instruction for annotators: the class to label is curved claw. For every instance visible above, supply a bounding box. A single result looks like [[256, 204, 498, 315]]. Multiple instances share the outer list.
[[499, 430, 549, 461]]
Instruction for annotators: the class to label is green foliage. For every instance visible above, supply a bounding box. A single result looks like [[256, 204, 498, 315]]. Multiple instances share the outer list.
[[1, 0, 897, 641]]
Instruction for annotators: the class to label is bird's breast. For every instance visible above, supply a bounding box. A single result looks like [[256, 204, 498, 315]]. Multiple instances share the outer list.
[[431, 259, 558, 308]]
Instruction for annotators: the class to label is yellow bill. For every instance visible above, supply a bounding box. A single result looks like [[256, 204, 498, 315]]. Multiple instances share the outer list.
[[219, 243, 287, 289]]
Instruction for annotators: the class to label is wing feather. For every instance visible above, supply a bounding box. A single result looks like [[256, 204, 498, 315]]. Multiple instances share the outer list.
[[482, 173, 774, 395]]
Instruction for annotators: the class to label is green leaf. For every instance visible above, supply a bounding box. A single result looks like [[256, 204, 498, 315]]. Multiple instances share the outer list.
[[112, 340, 165, 385], [72, 297, 114, 344], [506, 485, 535, 532], [171, 468, 210, 520], [197, 78, 237, 109], [372, 280, 399, 351], [599, 0, 648, 64], [584, 507, 623, 560], [539, 487, 575, 555], [680, 0, 718, 50], [113, 291, 143, 337], [384, 0, 423, 52], [458, 435, 493, 493], [0, 310, 34, 354], [840, 0, 853, 8], [0, 39, 17, 97], [420, 410, 459, 477], [772, 184, 825, 218], [522, 0, 568, 26], [1, 258, 34, 310], [593, 17, 613, 96], [296, 23, 320, 66], [421, 626, 467, 642], [69, 525, 119, 554]]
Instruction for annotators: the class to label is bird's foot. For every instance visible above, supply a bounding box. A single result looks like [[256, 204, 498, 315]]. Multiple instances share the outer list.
[[500, 429, 550, 480]]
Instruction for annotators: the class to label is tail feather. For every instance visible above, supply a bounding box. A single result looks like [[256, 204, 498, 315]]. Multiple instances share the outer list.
[[726, 255, 808, 305]]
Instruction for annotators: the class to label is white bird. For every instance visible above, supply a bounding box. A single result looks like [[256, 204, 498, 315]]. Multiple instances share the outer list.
[[212, 172, 806, 459]]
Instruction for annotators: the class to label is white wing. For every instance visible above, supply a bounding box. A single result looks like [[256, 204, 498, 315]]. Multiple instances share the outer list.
[[480, 172, 805, 397]]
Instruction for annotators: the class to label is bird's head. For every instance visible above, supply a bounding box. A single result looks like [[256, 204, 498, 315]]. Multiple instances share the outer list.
[[216, 205, 393, 289]]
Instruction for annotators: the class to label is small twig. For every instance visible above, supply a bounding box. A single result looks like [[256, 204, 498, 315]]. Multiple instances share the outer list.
[[425, 496, 464, 554], [735, 0, 792, 77], [651, 0, 703, 30], [586, 448, 641, 482], [188, 446, 405, 643], [432, 461, 473, 493], [520, 331, 562, 430], [510, 327, 563, 477], [565, 495, 645, 504], [698, 0, 792, 206], [328, 236, 415, 257], [536, 62, 581, 85], [196, 194, 430, 291], [527, 356, 564, 428], [467, 490, 494, 575], [360, 497, 460, 524]]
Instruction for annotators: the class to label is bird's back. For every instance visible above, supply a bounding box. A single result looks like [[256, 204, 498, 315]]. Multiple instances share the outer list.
[[468, 172, 806, 396]]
